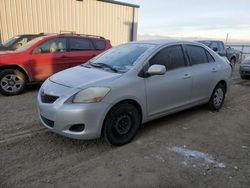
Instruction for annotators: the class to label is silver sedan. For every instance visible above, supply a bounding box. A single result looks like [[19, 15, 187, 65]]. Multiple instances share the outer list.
[[37, 40, 232, 145]]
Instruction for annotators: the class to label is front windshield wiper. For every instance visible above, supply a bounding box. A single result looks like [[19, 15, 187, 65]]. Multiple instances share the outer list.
[[89, 62, 118, 73]]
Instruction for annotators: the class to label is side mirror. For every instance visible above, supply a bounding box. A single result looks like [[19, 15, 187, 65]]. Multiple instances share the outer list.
[[146, 64, 166, 76], [212, 47, 218, 52]]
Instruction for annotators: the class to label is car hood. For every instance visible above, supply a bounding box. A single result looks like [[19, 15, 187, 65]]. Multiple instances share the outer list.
[[49, 65, 122, 89]]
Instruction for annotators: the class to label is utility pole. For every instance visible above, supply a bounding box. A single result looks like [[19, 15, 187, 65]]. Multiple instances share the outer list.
[[225, 33, 229, 45]]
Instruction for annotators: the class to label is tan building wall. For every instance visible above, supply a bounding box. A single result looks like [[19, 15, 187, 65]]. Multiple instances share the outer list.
[[0, 0, 138, 46]]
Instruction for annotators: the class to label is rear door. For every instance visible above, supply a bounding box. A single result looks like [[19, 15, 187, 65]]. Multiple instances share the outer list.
[[185, 45, 219, 103], [145, 45, 192, 117], [29, 37, 70, 81], [68, 37, 98, 67]]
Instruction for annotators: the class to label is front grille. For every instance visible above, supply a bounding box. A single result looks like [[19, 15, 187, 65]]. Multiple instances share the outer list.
[[41, 93, 59, 103], [41, 115, 54, 128]]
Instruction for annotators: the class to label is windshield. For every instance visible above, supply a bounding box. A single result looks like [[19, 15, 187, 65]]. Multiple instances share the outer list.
[[87, 43, 153, 72], [198, 41, 212, 47], [15, 36, 45, 52], [2, 36, 20, 47]]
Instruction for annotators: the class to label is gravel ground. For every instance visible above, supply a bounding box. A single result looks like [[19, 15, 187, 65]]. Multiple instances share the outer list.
[[0, 65, 249, 188]]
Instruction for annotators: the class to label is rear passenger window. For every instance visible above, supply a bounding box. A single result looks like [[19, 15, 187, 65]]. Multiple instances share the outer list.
[[92, 39, 106, 50], [149, 45, 186, 70], [206, 51, 215, 62], [69, 38, 93, 51], [187, 45, 208, 65]]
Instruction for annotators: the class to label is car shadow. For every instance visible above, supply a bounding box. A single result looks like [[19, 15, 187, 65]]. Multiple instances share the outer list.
[[136, 105, 208, 138], [26, 83, 42, 91]]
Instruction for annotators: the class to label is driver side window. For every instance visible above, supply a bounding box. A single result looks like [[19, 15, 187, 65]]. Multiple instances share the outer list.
[[149, 45, 186, 70], [33, 38, 66, 54]]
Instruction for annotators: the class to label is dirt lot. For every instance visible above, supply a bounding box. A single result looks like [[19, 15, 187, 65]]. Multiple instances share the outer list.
[[0, 65, 249, 188]]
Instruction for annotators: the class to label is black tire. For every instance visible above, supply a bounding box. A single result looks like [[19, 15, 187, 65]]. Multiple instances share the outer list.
[[208, 84, 226, 111], [240, 75, 247, 79], [0, 69, 27, 96], [103, 103, 141, 146]]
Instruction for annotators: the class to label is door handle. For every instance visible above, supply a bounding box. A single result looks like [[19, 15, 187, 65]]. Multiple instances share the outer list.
[[212, 68, 218, 72], [183, 74, 191, 79]]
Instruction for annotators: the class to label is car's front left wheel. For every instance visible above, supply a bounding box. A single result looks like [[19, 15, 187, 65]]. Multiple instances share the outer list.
[[0, 69, 27, 96], [103, 103, 141, 146]]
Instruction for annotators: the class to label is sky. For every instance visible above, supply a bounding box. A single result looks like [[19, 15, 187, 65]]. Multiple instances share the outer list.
[[120, 0, 250, 42]]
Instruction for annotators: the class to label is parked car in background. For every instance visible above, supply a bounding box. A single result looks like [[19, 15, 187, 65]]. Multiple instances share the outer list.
[[37, 40, 232, 146], [198, 40, 241, 66], [0, 34, 112, 95], [0, 33, 47, 51], [240, 57, 250, 79]]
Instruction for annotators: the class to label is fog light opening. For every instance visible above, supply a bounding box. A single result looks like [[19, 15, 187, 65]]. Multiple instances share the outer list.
[[69, 124, 85, 132]]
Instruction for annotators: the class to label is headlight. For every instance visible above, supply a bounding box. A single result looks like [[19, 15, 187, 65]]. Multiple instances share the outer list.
[[73, 87, 110, 103]]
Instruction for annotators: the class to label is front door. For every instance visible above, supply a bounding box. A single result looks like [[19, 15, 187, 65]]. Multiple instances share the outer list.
[[145, 45, 192, 117], [29, 37, 70, 81]]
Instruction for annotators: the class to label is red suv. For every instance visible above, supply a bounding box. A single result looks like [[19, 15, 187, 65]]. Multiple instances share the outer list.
[[0, 34, 112, 95]]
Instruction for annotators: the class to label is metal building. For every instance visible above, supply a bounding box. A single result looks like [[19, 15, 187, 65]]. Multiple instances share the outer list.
[[0, 0, 139, 46]]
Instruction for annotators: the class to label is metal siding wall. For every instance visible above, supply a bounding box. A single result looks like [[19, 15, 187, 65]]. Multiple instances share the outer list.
[[0, 0, 138, 46]]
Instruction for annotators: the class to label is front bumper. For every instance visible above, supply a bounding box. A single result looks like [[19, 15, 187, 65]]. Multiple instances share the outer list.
[[37, 81, 110, 140]]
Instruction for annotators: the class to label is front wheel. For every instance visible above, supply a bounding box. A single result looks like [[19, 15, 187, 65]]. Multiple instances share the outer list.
[[0, 69, 27, 96], [208, 84, 226, 111], [103, 103, 141, 146]]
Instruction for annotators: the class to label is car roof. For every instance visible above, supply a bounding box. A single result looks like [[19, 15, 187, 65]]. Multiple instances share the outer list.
[[198, 40, 222, 43], [40, 34, 106, 40], [130, 39, 203, 46]]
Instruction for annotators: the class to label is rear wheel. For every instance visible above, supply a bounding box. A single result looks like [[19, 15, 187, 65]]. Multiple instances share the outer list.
[[208, 84, 226, 111], [0, 69, 27, 96], [103, 103, 141, 146]]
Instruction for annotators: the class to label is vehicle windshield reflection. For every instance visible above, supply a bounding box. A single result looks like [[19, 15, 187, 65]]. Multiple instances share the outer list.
[[87, 43, 154, 72]]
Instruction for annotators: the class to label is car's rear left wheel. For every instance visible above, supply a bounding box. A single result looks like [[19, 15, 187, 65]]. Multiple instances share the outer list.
[[0, 69, 27, 96], [208, 84, 226, 111], [103, 103, 141, 146]]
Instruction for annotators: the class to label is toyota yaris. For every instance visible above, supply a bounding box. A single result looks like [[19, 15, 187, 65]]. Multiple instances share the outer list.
[[37, 40, 232, 146]]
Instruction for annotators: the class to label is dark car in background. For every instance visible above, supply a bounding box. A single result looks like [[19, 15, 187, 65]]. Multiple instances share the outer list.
[[198, 40, 241, 65], [240, 57, 250, 79], [0, 33, 47, 51], [0, 33, 112, 95]]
